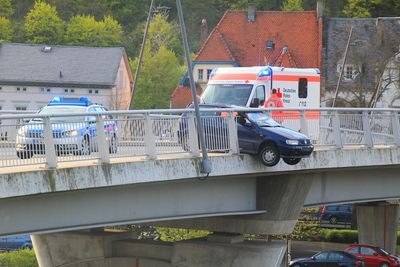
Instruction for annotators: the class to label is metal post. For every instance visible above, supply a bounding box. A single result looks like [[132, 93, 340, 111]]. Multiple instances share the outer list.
[[144, 114, 156, 159], [96, 115, 110, 164], [300, 110, 309, 136], [128, 0, 155, 110], [391, 111, 400, 146], [228, 112, 239, 154], [332, 111, 343, 148], [188, 113, 200, 156], [362, 111, 373, 148], [43, 117, 57, 168], [176, 0, 211, 174]]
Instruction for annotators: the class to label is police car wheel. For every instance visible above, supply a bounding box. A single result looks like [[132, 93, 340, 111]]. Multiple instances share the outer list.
[[259, 143, 280, 167], [283, 158, 301, 165], [75, 137, 91, 155]]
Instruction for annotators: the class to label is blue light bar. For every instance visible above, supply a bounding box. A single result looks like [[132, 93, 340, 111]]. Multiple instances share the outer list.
[[258, 67, 272, 77], [48, 96, 92, 106]]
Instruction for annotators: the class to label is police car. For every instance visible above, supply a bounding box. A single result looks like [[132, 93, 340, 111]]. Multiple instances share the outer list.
[[16, 97, 118, 159]]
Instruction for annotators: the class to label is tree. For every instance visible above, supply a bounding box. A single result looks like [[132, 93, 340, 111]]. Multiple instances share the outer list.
[[282, 0, 304, 11], [64, 15, 122, 46], [24, 1, 64, 44], [343, 0, 372, 17], [131, 45, 184, 109], [0, 16, 13, 42], [0, 0, 13, 18]]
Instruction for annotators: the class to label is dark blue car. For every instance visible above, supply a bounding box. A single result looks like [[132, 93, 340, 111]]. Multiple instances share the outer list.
[[0, 235, 32, 251], [320, 204, 353, 225], [289, 251, 364, 267], [179, 104, 314, 166]]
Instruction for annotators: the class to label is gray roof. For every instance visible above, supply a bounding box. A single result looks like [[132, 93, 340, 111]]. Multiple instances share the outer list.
[[0, 43, 128, 88]]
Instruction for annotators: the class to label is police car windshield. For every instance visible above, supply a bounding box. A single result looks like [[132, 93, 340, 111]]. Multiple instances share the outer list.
[[38, 106, 87, 122], [246, 112, 280, 127], [202, 84, 252, 106]]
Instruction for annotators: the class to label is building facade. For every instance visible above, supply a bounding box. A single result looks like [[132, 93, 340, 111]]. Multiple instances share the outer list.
[[0, 43, 133, 111]]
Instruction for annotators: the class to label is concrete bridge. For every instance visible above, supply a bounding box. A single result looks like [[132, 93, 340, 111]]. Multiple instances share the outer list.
[[1, 107, 400, 267]]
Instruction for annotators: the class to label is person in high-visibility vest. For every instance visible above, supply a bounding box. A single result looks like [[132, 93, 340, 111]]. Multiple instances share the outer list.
[[264, 88, 283, 108], [264, 88, 284, 122]]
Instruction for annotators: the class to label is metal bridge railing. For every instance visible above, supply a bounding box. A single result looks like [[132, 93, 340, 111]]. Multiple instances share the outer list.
[[0, 107, 399, 169]]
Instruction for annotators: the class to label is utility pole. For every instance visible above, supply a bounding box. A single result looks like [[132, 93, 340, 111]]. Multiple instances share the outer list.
[[128, 0, 155, 110], [332, 26, 353, 107], [176, 0, 212, 175]]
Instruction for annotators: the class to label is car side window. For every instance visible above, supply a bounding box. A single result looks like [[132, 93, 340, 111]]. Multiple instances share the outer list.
[[328, 252, 344, 260], [86, 107, 96, 122], [314, 252, 328, 260], [252, 85, 265, 106], [347, 247, 359, 254], [360, 247, 376, 255]]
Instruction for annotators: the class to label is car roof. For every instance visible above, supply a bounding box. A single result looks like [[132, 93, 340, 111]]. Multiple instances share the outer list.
[[347, 244, 376, 248]]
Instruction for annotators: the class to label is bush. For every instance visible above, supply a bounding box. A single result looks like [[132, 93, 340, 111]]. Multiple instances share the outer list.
[[321, 229, 358, 243], [0, 250, 38, 267]]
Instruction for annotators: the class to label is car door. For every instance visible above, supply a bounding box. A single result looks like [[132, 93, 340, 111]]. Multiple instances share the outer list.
[[236, 114, 263, 153], [326, 252, 347, 267], [359, 247, 382, 267]]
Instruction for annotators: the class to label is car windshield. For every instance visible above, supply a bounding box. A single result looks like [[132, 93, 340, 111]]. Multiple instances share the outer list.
[[201, 84, 253, 106], [38, 106, 87, 122], [246, 112, 281, 127]]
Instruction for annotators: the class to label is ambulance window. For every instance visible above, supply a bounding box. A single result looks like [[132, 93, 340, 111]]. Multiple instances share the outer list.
[[298, 78, 308, 98], [252, 85, 265, 106]]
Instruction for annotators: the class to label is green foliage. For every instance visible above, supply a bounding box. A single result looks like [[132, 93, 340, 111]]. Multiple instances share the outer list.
[[148, 13, 182, 58], [24, 1, 64, 44], [282, 0, 304, 11], [321, 229, 358, 243], [342, 0, 378, 17], [0, 16, 13, 42], [0, 0, 14, 18], [0, 250, 38, 267], [156, 227, 210, 242], [64, 15, 122, 46], [131, 45, 184, 109]]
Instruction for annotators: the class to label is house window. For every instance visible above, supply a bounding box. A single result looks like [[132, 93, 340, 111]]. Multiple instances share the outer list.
[[0, 87, 2, 90], [71, 89, 75, 93], [298, 78, 308, 98], [198, 69, 204, 80], [89, 89, 93, 94], [22, 87, 27, 92], [16, 106, 27, 111], [65, 89, 68, 93], [16, 87, 20, 91], [46, 88, 51, 92], [40, 88, 45, 92], [207, 69, 212, 80], [345, 65, 354, 80], [95, 90, 99, 94]]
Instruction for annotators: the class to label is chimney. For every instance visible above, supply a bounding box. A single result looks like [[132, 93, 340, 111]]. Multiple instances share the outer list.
[[200, 19, 208, 47], [248, 3, 256, 22], [316, 0, 323, 18]]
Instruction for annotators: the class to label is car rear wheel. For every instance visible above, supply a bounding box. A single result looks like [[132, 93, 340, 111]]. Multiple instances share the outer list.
[[259, 143, 280, 166], [329, 216, 338, 224], [17, 150, 33, 159], [293, 264, 302, 267], [283, 158, 301, 165], [380, 263, 389, 267], [74, 136, 91, 155]]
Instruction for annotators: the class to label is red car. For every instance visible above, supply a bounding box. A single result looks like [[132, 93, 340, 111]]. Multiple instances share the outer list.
[[344, 244, 400, 267]]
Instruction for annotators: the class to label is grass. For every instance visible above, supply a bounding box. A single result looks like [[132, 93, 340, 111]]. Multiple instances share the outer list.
[[0, 250, 38, 267]]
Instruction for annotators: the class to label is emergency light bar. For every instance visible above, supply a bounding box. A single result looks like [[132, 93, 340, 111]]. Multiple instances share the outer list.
[[48, 96, 92, 106], [258, 67, 272, 77]]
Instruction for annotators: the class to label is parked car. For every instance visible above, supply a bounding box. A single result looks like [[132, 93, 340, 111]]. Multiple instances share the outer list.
[[320, 204, 353, 224], [344, 244, 400, 267], [179, 104, 314, 166], [289, 250, 364, 267], [16, 97, 118, 159], [0, 235, 32, 251]]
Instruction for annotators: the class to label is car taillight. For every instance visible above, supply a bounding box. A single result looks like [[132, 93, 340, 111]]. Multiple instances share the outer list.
[[321, 206, 326, 214], [355, 260, 363, 266]]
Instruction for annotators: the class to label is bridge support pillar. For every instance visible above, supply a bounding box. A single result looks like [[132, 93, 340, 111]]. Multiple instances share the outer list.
[[356, 201, 399, 254]]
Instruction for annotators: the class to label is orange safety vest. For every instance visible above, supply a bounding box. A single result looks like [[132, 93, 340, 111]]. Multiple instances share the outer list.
[[264, 94, 284, 108]]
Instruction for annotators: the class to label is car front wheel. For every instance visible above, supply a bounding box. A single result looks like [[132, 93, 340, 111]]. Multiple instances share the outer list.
[[259, 143, 280, 166], [74, 136, 91, 155], [329, 216, 338, 224], [109, 135, 118, 154], [283, 158, 301, 165], [380, 263, 390, 267]]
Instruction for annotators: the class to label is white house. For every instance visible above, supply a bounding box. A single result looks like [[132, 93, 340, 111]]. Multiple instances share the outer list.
[[0, 43, 133, 111]]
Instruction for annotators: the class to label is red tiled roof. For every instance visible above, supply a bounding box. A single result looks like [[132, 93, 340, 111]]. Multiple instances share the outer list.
[[195, 10, 321, 68], [170, 85, 203, 109]]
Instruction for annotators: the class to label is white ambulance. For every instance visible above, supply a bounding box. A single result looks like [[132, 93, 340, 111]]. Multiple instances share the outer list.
[[200, 66, 321, 140], [201, 66, 320, 108]]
